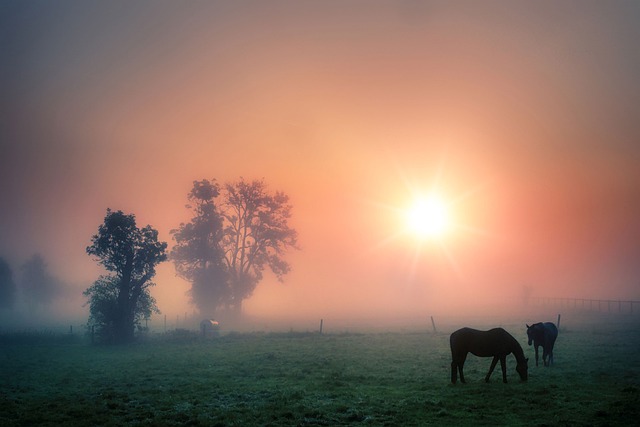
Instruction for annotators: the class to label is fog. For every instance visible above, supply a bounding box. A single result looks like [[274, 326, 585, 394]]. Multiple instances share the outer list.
[[2, 1, 639, 332]]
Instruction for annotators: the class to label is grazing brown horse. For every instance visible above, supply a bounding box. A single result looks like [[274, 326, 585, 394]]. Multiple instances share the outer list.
[[526, 322, 558, 367], [450, 327, 528, 384]]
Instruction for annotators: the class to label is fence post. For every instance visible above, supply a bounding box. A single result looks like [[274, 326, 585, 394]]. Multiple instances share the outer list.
[[319, 319, 324, 335], [431, 316, 437, 333], [557, 314, 561, 331]]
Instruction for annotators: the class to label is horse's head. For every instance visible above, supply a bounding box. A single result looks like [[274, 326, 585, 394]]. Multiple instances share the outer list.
[[526, 324, 533, 346], [526, 323, 544, 345], [516, 358, 529, 381]]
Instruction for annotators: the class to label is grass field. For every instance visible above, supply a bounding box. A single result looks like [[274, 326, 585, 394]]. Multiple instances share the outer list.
[[1, 315, 639, 426]]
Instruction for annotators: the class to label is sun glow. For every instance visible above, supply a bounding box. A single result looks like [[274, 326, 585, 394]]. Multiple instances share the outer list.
[[405, 195, 450, 239]]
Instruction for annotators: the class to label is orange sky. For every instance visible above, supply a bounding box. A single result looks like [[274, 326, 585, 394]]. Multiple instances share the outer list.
[[1, 1, 639, 324]]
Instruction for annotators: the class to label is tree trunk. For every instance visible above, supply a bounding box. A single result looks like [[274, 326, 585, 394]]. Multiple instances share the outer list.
[[112, 314, 131, 343], [114, 269, 137, 344]]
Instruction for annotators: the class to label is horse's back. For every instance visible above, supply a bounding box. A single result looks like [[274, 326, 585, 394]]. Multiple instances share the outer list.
[[529, 322, 557, 341], [451, 327, 509, 340], [543, 322, 558, 341], [451, 327, 480, 339]]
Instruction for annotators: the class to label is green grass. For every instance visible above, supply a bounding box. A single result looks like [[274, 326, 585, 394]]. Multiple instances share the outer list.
[[1, 318, 639, 426]]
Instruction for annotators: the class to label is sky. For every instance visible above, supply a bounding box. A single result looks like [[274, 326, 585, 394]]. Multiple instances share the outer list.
[[1, 1, 639, 325]]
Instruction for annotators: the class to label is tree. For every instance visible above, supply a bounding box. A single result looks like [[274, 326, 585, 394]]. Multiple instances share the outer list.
[[20, 254, 62, 312], [172, 178, 298, 318], [85, 209, 167, 343], [222, 179, 298, 314], [171, 180, 228, 317], [83, 275, 159, 344], [0, 257, 16, 310]]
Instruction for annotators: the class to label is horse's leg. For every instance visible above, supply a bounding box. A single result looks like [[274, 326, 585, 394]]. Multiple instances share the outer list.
[[534, 344, 539, 367], [549, 336, 557, 366], [499, 355, 507, 383], [451, 352, 467, 384], [485, 356, 499, 382], [458, 352, 468, 384], [458, 364, 465, 383]]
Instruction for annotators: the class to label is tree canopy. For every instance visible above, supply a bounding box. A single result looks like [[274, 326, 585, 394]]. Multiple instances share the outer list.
[[85, 209, 167, 343]]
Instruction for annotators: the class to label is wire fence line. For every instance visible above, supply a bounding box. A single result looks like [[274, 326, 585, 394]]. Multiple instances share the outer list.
[[3, 298, 638, 337], [528, 297, 640, 315]]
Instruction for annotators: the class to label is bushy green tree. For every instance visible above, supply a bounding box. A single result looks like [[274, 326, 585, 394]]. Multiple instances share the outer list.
[[83, 275, 159, 343], [85, 209, 166, 343]]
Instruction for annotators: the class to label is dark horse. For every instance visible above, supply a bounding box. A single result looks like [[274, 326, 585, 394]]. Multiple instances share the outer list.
[[526, 322, 558, 367], [450, 327, 528, 384]]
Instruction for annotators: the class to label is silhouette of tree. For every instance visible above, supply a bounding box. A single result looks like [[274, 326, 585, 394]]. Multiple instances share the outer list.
[[85, 209, 167, 343], [0, 257, 16, 310], [19, 254, 62, 312], [171, 180, 229, 318], [172, 178, 298, 317], [83, 275, 159, 344], [222, 179, 298, 315]]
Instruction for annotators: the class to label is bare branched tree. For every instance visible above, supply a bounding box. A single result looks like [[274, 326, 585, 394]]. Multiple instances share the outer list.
[[172, 178, 298, 318]]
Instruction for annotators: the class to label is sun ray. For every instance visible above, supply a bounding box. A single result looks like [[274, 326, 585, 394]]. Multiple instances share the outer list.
[[359, 155, 495, 293], [438, 240, 465, 281]]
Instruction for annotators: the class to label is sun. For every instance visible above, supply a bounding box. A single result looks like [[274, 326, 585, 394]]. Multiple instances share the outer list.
[[405, 195, 450, 239]]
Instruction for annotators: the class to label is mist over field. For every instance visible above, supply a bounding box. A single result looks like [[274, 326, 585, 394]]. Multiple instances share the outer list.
[[2, 1, 640, 335]]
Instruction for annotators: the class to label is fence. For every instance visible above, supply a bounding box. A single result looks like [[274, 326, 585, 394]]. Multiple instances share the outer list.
[[528, 297, 639, 315]]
